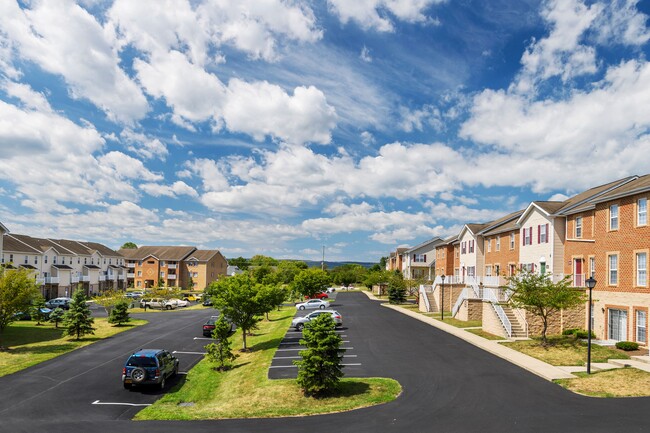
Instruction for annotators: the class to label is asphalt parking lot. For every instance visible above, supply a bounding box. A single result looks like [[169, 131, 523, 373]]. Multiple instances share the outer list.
[[268, 292, 364, 379]]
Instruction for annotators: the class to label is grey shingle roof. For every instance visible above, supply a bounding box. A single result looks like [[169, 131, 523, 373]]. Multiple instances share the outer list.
[[118, 246, 197, 261]]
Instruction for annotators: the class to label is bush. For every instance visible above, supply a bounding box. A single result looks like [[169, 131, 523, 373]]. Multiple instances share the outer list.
[[108, 300, 131, 326], [562, 328, 595, 339], [616, 341, 639, 351], [205, 317, 237, 371], [562, 328, 579, 336]]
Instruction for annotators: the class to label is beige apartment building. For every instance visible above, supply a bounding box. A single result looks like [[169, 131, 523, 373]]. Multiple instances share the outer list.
[[119, 246, 227, 291]]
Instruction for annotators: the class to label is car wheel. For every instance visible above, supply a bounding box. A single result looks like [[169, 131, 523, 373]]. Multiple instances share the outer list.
[[123, 382, 131, 390], [131, 367, 146, 384], [173, 364, 179, 376], [166, 305, 172, 310], [160, 376, 166, 390], [296, 323, 304, 331], [299, 306, 305, 310], [319, 305, 325, 309]]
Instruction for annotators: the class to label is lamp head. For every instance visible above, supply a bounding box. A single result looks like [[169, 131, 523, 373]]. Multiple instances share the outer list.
[[585, 277, 597, 289]]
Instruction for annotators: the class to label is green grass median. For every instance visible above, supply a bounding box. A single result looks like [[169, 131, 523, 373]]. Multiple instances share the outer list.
[[136, 308, 401, 420]]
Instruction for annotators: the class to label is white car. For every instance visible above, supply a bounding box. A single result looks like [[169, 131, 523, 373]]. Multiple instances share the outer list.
[[326, 287, 336, 293], [168, 298, 189, 307], [295, 299, 330, 310]]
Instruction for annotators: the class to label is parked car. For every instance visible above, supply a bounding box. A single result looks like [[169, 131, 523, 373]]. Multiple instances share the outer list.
[[291, 310, 342, 331], [168, 298, 189, 307], [295, 299, 329, 310], [126, 291, 144, 299], [326, 287, 336, 293], [45, 297, 71, 310], [139, 298, 176, 310], [182, 293, 202, 302], [304, 292, 329, 300], [122, 349, 179, 390], [14, 307, 52, 321], [202, 314, 235, 337], [202, 298, 213, 306]]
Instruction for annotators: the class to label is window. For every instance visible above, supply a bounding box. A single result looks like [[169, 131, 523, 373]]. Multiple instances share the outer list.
[[487, 239, 491, 253], [609, 254, 618, 285], [413, 254, 426, 263], [510, 233, 515, 250], [9, 254, 13, 263], [84, 258, 87, 264], [91, 258, 94, 265], [192, 272, 198, 278], [109, 259, 112, 265], [539, 224, 548, 243], [523, 227, 531, 246], [147, 260, 155, 264], [637, 310, 647, 343], [589, 257, 595, 278], [639, 198, 648, 226], [485, 266, 492, 276], [137, 271, 142, 277], [610, 204, 619, 230], [637, 252, 647, 286], [575, 217, 582, 238], [24, 256, 28, 264], [104, 258, 106, 264], [62, 257, 66, 265], [136, 281, 142, 288], [496, 237, 500, 251], [160, 271, 165, 277], [461, 242, 466, 254], [78, 257, 80, 264], [161, 261, 166, 267], [44, 255, 47, 264], [469, 240, 474, 253], [53, 256, 57, 264], [34, 256, 38, 265]]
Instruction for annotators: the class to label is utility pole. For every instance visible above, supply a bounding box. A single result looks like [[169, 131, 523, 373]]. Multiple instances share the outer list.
[[321, 245, 325, 271]]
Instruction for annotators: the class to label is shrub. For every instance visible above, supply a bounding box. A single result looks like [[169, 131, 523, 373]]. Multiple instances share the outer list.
[[205, 317, 237, 371], [108, 300, 131, 326], [616, 341, 639, 351], [562, 328, 595, 338], [562, 328, 579, 336]]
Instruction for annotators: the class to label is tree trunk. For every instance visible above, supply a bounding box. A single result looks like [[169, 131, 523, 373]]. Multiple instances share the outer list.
[[242, 328, 247, 350]]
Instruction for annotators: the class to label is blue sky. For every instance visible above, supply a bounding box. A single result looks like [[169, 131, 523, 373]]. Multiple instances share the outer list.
[[1, 0, 650, 262]]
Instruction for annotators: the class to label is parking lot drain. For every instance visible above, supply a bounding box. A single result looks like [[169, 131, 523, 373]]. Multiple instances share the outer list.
[[178, 402, 195, 407]]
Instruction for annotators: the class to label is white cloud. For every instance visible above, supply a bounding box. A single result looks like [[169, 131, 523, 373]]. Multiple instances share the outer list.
[[327, 0, 445, 32], [0, 0, 149, 123], [594, 0, 650, 46], [98, 152, 162, 182], [140, 181, 198, 198], [399, 104, 443, 132], [360, 45, 372, 62], [120, 129, 169, 161], [360, 131, 376, 146]]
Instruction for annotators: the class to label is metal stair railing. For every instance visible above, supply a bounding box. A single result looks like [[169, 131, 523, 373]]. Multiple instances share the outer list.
[[484, 286, 512, 338], [452, 287, 470, 317], [419, 284, 431, 312]]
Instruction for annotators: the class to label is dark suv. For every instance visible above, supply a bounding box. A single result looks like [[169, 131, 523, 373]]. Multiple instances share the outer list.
[[122, 349, 179, 390], [202, 314, 235, 337]]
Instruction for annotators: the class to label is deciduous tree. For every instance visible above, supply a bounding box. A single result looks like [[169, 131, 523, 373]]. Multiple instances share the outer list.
[[292, 269, 331, 299], [0, 268, 40, 349], [205, 317, 237, 371], [508, 271, 587, 344]]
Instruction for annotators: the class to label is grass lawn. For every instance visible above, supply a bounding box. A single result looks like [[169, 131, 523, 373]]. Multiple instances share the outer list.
[[136, 308, 401, 420], [396, 304, 482, 328], [555, 368, 650, 397], [501, 336, 630, 366], [0, 318, 147, 377], [465, 328, 505, 340]]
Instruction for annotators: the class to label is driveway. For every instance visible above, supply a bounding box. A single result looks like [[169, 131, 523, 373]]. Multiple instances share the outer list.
[[1, 293, 649, 433]]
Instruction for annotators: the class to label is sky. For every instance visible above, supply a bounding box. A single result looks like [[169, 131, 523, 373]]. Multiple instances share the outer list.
[[1, 0, 650, 263]]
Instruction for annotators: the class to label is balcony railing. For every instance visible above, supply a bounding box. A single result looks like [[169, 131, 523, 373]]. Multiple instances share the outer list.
[[71, 275, 80, 283], [167, 264, 177, 269], [167, 274, 177, 280], [45, 276, 59, 284], [127, 272, 135, 278], [82, 276, 90, 282], [119, 275, 126, 280], [99, 275, 106, 281], [126, 263, 135, 268]]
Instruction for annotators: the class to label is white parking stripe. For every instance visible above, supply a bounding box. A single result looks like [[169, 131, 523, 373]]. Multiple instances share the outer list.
[[276, 347, 353, 351], [193, 337, 213, 340], [269, 363, 362, 369], [172, 351, 207, 355], [92, 400, 151, 407], [274, 355, 357, 359], [279, 340, 349, 345]]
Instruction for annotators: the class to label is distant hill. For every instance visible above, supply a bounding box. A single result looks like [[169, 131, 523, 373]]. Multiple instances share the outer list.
[[300, 260, 377, 269]]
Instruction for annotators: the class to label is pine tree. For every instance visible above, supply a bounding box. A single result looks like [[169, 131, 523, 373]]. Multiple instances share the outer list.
[[49, 308, 65, 328], [387, 275, 407, 304], [108, 300, 130, 326], [63, 290, 95, 340], [294, 313, 345, 397], [204, 317, 237, 371], [31, 295, 48, 326]]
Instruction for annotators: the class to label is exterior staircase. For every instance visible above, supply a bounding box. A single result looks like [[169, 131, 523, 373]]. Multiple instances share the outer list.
[[426, 291, 439, 312], [502, 305, 527, 338]]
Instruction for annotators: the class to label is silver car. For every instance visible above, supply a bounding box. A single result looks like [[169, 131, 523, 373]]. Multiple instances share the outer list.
[[291, 310, 342, 331], [295, 299, 329, 310]]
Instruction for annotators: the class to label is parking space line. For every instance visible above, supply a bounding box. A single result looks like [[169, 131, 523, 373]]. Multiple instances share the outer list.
[[277, 347, 353, 351], [193, 337, 213, 341], [92, 400, 151, 407], [274, 355, 357, 359], [172, 351, 207, 355], [279, 340, 349, 345], [269, 363, 362, 369]]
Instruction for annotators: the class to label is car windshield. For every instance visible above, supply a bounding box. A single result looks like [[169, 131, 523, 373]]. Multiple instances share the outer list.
[[127, 356, 157, 368]]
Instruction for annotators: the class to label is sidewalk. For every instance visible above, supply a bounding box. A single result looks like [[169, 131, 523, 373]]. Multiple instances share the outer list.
[[361, 290, 574, 381]]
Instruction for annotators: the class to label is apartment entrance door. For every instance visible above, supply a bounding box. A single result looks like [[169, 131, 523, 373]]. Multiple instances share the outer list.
[[574, 259, 583, 287]]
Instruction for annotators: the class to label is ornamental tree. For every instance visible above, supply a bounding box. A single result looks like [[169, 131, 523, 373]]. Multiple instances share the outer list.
[[294, 313, 345, 397], [63, 289, 96, 340], [292, 269, 331, 299], [205, 316, 237, 371]]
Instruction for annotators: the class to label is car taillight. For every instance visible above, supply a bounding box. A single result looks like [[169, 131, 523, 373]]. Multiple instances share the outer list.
[[203, 325, 209, 330], [155, 369, 160, 377], [334, 315, 341, 319], [122, 368, 126, 375]]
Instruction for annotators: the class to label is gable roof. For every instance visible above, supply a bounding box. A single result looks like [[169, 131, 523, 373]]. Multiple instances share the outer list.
[[187, 250, 222, 262], [118, 246, 197, 261], [458, 223, 490, 240], [0, 222, 8, 233], [588, 174, 650, 204], [78, 241, 121, 257], [404, 237, 444, 254], [2, 234, 42, 254], [479, 209, 525, 236], [516, 201, 564, 225], [556, 175, 638, 215], [5, 234, 73, 255]]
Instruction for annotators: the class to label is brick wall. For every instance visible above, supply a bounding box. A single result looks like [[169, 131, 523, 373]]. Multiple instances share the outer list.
[[484, 229, 519, 281], [524, 304, 586, 337], [457, 299, 482, 321], [482, 302, 507, 338]]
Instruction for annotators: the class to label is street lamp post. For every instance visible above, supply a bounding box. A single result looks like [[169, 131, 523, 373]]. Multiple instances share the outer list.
[[585, 277, 597, 374], [440, 274, 445, 322]]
